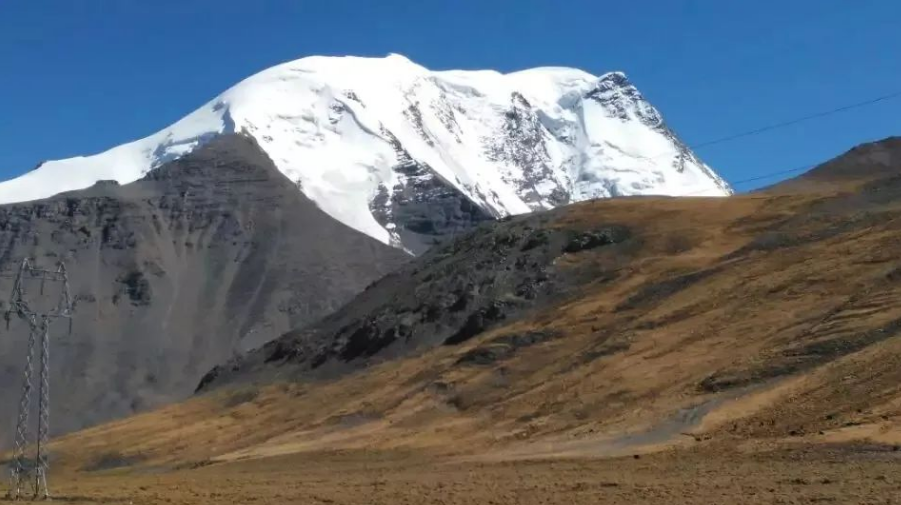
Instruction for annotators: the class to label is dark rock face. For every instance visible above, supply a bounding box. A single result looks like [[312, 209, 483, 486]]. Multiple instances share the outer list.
[[370, 128, 496, 254], [443, 302, 509, 346], [198, 210, 633, 391], [586, 72, 661, 126], [564, 228, 631, 253], [585, 72, 728, 184], [483, 92, 565, 207], [115, 271, 152, 306], [0, 134, 408, 447], [455, 329, 562, 366]]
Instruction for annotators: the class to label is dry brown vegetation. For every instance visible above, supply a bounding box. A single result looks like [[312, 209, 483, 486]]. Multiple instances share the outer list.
[[11, 139, 901, 504]]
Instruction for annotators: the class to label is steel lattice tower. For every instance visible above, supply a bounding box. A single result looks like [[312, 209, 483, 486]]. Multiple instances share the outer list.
[[5, 259, 73, 501]]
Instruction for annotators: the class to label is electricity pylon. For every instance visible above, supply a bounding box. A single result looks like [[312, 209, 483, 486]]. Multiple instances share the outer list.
[[4, 259, 73, 501]]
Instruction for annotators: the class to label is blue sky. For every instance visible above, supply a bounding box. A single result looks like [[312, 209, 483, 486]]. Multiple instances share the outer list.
[[1, 0, 898, 191]]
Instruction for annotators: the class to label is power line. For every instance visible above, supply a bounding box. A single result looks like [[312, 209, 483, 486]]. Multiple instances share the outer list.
[[729, 164, 813, 186], [694, 91, 901, 151], [675, 163, 815, 197], [647, 89, 901, 160], [643, 88, 901, 196]]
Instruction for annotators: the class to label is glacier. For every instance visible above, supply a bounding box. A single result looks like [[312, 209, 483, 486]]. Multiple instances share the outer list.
[[0, 53, 732, 253]]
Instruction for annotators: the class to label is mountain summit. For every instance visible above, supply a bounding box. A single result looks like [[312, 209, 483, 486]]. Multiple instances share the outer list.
[[0, 54, 731, 252]]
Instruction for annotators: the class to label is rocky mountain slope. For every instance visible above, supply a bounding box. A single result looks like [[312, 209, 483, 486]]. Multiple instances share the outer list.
[[184, 136, 901, 456], [0, 54, 731, 253], [0, 134, 407, 447], [197, 209, 636, 389]]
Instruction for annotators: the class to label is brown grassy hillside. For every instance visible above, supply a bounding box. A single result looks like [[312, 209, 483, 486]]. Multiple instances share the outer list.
[[12, 137, 901, 504]]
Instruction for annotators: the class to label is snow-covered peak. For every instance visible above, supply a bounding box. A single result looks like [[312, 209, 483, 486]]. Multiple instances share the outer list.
[[0, 53, 731, 253]]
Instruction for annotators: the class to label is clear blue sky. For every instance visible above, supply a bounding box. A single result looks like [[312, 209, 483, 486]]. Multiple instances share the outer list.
[[1, 0, 899, 191]]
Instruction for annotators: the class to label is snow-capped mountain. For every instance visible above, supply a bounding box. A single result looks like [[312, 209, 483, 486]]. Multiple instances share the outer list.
[[0, 53, 731, 253]]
